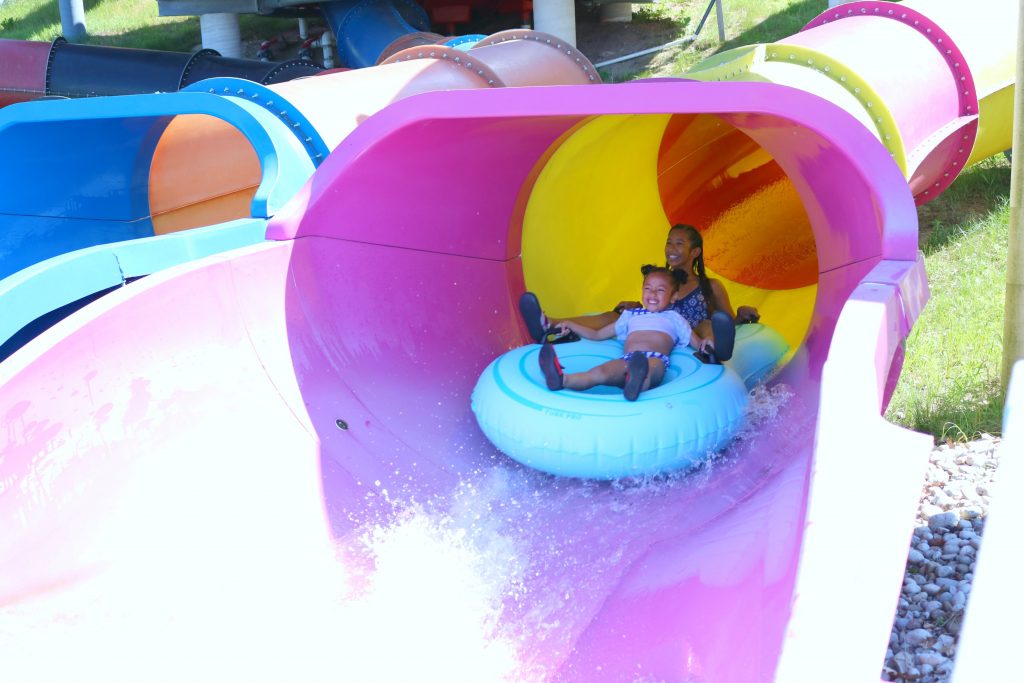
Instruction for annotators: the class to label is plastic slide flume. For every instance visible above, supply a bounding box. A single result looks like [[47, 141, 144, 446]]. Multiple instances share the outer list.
[[0, 1, 1017, 681], [0, 37, 322, 108], [0, 29, 594, 359]]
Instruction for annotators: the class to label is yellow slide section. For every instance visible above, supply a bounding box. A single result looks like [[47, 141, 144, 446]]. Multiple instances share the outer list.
[[522, 114, 672, 319], [521, 113, 817, 356]]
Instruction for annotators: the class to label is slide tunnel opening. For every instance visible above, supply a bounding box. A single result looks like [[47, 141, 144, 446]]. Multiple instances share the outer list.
[[149, 114, 261, 235], [520, 111, 819, 358]]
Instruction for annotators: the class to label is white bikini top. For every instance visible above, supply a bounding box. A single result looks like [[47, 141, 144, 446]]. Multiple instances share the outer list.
[[614, 308, 691, 346]]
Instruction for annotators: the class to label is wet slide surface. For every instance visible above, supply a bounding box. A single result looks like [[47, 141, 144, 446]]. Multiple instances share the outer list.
[[2, 80, 929, 681], [1, 0, 1018, 680]]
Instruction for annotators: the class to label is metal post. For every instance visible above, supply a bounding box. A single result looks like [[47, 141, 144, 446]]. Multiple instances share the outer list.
[[715, 0, 725, 42], [58, 0, 87, 42], [533, 0, 577, 46], [199, 12, 242, 58], [1001, 0, 1024, 391]]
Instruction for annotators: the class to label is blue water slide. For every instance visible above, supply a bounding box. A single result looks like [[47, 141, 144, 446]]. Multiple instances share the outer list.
[[320, 0, 432, 68], [0, 91, 317, 358]]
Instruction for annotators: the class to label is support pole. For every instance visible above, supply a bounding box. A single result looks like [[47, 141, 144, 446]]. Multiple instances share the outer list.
[[715, 0, 725, 42], [199, 13, 242, 59], [1001, 0, 1024, 391], [58, 0, 87, 42], [533, 0, 576, 46]]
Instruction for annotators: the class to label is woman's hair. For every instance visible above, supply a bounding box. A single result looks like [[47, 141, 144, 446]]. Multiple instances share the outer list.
[[640, 264, 687, 289], [668, 224, 715, 312]]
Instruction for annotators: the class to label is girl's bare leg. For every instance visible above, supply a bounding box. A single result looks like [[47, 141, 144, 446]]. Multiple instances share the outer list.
[[645, 359, 666, 390], [564, 357, 666, 392], [564, 359, 627, 390]]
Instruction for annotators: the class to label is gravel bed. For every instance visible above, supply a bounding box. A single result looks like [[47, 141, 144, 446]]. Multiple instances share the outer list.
[[881, 434, 1002, 682]]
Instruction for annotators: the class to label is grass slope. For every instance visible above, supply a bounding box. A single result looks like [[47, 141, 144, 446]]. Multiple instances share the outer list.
[[0, 0, 297, 51]]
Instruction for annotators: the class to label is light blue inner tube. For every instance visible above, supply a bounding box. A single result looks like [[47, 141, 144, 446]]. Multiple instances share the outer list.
[[723, 322, 790, 389], [472, 323, 789, 480]]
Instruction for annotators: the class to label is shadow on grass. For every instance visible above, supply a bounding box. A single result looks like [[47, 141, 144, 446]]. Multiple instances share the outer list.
[[601, 0, 826, 82], [2, 0, 196, 49], [3, 0, 107, 40], [2, 0, 313, 53], [715, 0, 823, 54], [917, 156, 1012, 255], [896, 385, 1005, 443]]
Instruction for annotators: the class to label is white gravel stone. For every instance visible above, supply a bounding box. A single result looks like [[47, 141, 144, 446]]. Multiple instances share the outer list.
[[883, 436, 1003, 683], [905, 628, 934, 646], [928, 511, 959, 531], [917, 652, 948, 667]]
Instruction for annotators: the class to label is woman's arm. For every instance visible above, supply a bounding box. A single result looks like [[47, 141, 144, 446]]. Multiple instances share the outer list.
[[710, 279, 760, 324], [612, 300, 642, 314], [560, 320, 617, 341], [708, 279, 736, 320]]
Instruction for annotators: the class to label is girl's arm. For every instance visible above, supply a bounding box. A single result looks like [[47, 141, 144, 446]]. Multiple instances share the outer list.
[[691, 329, 713, 353], [560, 320, 617, 341]]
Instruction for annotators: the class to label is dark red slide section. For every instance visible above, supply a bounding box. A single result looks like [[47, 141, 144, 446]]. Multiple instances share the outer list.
[[0, 39, 49, 107], [0, 38, 322, 108]]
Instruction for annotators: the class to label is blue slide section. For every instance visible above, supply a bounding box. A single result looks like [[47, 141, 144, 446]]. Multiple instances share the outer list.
[[0, 90, 317, 359], [320, 0, 432, 68]]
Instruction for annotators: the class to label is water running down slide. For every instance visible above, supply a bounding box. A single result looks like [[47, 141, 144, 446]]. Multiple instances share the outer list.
[[0, 1, 1017, 681]]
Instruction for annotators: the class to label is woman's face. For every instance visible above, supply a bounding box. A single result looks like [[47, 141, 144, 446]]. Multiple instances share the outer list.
[[664, 229, 700, 271]]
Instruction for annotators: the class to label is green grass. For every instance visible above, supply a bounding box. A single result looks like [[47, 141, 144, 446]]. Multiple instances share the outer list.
[[599, 0, 828, 82], [885, 156, 1012, 441], [0, 0, 304, 52]]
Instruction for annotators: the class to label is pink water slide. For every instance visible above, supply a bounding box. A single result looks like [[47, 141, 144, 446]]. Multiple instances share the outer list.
[[0, 2, 1014, 681]]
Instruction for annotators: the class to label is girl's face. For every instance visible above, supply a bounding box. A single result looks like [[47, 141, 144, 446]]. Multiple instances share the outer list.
[[641, 272, 676, 312], [665, 229, 701, 271]]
